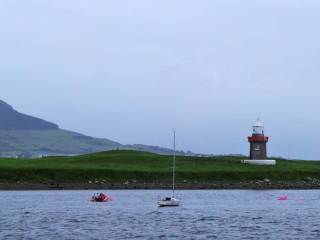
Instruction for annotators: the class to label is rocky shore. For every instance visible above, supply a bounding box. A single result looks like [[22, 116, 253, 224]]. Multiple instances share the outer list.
[[1, 179, 320, 190]]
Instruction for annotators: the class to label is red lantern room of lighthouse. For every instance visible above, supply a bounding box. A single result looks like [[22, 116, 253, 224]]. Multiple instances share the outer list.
[[248, 118, 269, 160]]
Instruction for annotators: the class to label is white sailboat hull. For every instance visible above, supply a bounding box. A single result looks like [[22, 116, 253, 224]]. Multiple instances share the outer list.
[[158, 197, 180, 207]]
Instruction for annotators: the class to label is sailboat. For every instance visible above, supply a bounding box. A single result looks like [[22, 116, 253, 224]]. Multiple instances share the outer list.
[[158, 130, 180, 207]]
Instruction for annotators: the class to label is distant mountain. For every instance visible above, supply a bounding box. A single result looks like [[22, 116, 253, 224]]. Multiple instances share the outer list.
[[0, 100, 58, 130], [0, 129, 123, 157], [0, 100, 188, 157]]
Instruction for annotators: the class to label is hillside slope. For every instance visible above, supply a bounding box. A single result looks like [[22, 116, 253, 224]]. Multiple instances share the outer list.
[[0, 100, 58, 130], [0, 129, 121, 157], [0, 100, 185, 157], [0, 100, 123, 157]]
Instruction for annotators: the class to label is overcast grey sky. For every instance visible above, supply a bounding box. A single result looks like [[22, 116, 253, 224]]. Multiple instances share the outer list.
[[1, 0, 320, 159]]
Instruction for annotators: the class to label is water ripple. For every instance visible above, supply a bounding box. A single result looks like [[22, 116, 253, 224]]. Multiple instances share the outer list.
[[0, 190, 320, 239]]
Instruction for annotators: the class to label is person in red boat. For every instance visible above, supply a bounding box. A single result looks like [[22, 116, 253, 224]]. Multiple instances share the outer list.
[[91, 193, 112, 202], [100, 193, 106, 201]]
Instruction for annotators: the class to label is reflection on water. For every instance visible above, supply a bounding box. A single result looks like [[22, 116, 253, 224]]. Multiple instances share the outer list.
[[0, 190, 319, 239]]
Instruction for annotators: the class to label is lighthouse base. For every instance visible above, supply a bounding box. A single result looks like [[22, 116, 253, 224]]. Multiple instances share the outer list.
[[241, 160, 276, 166]]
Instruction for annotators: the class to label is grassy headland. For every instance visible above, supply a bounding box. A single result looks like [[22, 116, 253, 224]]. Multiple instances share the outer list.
[[0, 150, 320, 189]]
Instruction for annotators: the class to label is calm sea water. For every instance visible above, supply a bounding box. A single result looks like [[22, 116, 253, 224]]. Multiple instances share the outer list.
[[0, 190, 320, 239]]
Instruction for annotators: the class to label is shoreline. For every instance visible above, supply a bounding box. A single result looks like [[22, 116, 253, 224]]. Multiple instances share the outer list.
[[1, 181, 320, 190]]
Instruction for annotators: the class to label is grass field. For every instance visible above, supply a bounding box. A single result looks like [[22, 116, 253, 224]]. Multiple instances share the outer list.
[[0, 150, 320, 185]]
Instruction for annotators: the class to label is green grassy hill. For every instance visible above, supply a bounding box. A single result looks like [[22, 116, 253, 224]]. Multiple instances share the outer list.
[[1, 150, 320, 186]]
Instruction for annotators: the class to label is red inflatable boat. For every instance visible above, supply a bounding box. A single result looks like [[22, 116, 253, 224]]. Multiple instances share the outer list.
[[91, 193, 112, 202]]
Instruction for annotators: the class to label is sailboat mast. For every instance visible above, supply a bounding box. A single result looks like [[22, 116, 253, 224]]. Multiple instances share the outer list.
[[172, 130, 176, 197]]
